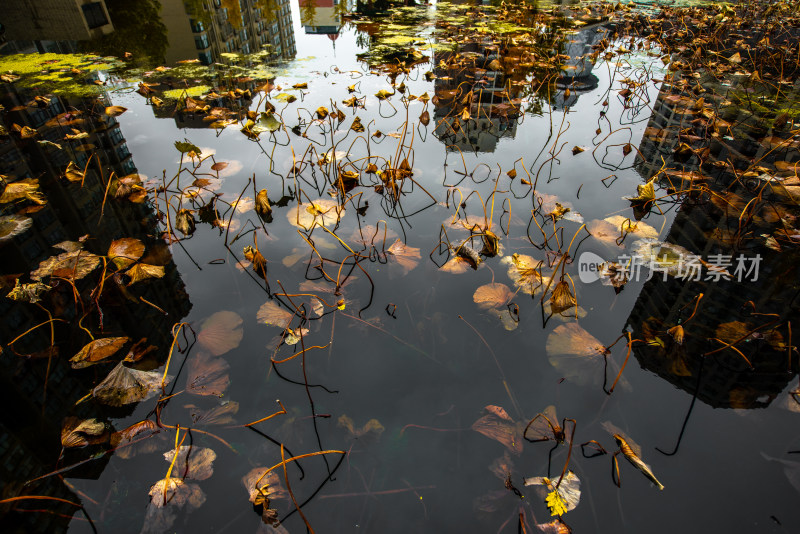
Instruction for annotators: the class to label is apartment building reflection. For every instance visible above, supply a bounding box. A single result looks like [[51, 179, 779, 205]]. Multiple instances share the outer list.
[[0, 86, 191, 531], [167, 0, 296, 64], [550, 24, 606, 109], [299, 0, 352, 38], [624, 82, 800, 409]]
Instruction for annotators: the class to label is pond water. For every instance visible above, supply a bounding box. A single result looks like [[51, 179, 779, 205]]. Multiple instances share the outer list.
[[1, 1, 799, 533]]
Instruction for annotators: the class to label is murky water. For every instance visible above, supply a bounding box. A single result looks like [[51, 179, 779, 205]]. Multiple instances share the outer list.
[[1, 1, 799, 533]]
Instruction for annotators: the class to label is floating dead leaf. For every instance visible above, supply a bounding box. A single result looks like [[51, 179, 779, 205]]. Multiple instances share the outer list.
[[0, 178, 45, 204], [108, 238, 145, 269], [148, 478, 206, 508], [286, 198, 344, 230], [502, 253, 549, 295], [31, 249, 100, 281], [549, 280, 576, 315], [257, 301, 293, 328], [126, 263, 165, 285], [110, 420, 160, 453], [61, 417, 107, 448], [163, 446, 216, 480], [105, 106, 128, 117], [211, 161, 228, 172], [187, 401, 239, 426], [338, 415, 385, 442], [7, 279, 51, 303], [440, 256, 472, 274], [473, 283, 513, 310], [0, 215, 33, 242], [255, 189, 272, 220], [186, 352, 230, 397], [604, 215, 659, 241], [523, 405, 560, 442], [472, 405, 523, 455], [283, 327, 309, 346], [386, 238, 421, 273], [71, 337, 130, 369], [92, 362, 170, 407], [242, 468, 289, 505], [197, 310, 243, 356], [572, 146, 584, 155], [524, 471, 581, 515], [64, 161, 85, 182], [546, 324, 610, 387]]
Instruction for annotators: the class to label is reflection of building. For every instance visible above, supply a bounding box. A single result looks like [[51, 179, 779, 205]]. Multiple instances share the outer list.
[[0, 0, 114, 43], [0, 86, 191, 531], [299, 0, 352, 36], [626, 83, 800, 409], [170, 0, 296, 64], [551, 25, 606, 109], [432, 39, 523, 153]]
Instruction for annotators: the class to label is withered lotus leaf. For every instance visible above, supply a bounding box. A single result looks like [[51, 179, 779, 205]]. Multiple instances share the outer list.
[[546, 324, 609, 387], [105, 106, 128, 117], [0, 215, 33, 242], [286, 198, 344, 230], [255, 189, 272, 219], [386, 238, 421, 273], [242, 468, 289, 505], [549, 280, 576, 315], [187, 401, 239, 426], [71, 336, 130, 369], [126, 263, 165, 285], [197, 310, 243, 356], [61, 417, 107, 448], [502, 253, 549, 295], [93, 362, 169, 406], [7, 279, 51, 303], [283, 327, 309, 346], [524, 471, 581, 513], [473, 283, 513, 310], [338, 414, 385, 441], [108, 237, 145, 269], [175, 209, 196, 236], [604, 215, 658, 240], [0, 178, 45, 204], [243, 246, 267, 279], [64, 161, 85, 182], [110, 420, 159, 449], [472, 405, 523, 455], [186, 352, 230, 397], [163, 446, 216, 480], [31, 249, 100, 281], [148, 477, 206, 508], [257, 301, 294, 328], [210, 161, 228, 171], [440, 256, 471, 274], [715, 321, 749, 345]]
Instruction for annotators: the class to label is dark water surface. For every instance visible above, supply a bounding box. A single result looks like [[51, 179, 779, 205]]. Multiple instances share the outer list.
[[1, 1, 799, 533]]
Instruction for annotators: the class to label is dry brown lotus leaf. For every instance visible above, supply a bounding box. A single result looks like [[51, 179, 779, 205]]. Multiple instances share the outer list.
[[197, 310, 243, 356], [31, 249, 101, 281], [211, 161, 228, 172], [536, 519, 572, 534], [64, 161, 85, 182], [242, 468, 289, 505], [92, 362, 170, 407], [546, 323, 609, 387], [604, 215, 658, 240], [473, 283, 513, 310], [488, 308, 518, 331], [110, 420, 159, 449], [105, 106, 128, 117], [715, 321, 749, 345], [283, 327, 309, 346], [0, 215, 33, 242], [386, 238, 421, 273], [257, 301, 293, 328], [472, 406, 523, 455], [163, 446, 216, 480], [61, 417, 107, 448], [440, 256, 472, 274], [338, 415, 385, 441], [71, 336, 130, 369], [187, 401, 239, 426], [349, 225, 398, 246], [0, 178, 44, 204], [286, 198, 344, 230], [186, 352, 230, 397], [600, 421, 642, 456], [108, 238, 145, 269], [126, 263, 165, 285], [549, 280, 577, 315], [148, 478, 206, 508], [502, 253, 549, 295], [523, 405, 559, 442], [7, 279, 51, 303]]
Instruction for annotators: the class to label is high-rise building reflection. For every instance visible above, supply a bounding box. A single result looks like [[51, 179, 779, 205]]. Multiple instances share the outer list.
[[0, 84, 191, 531]]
